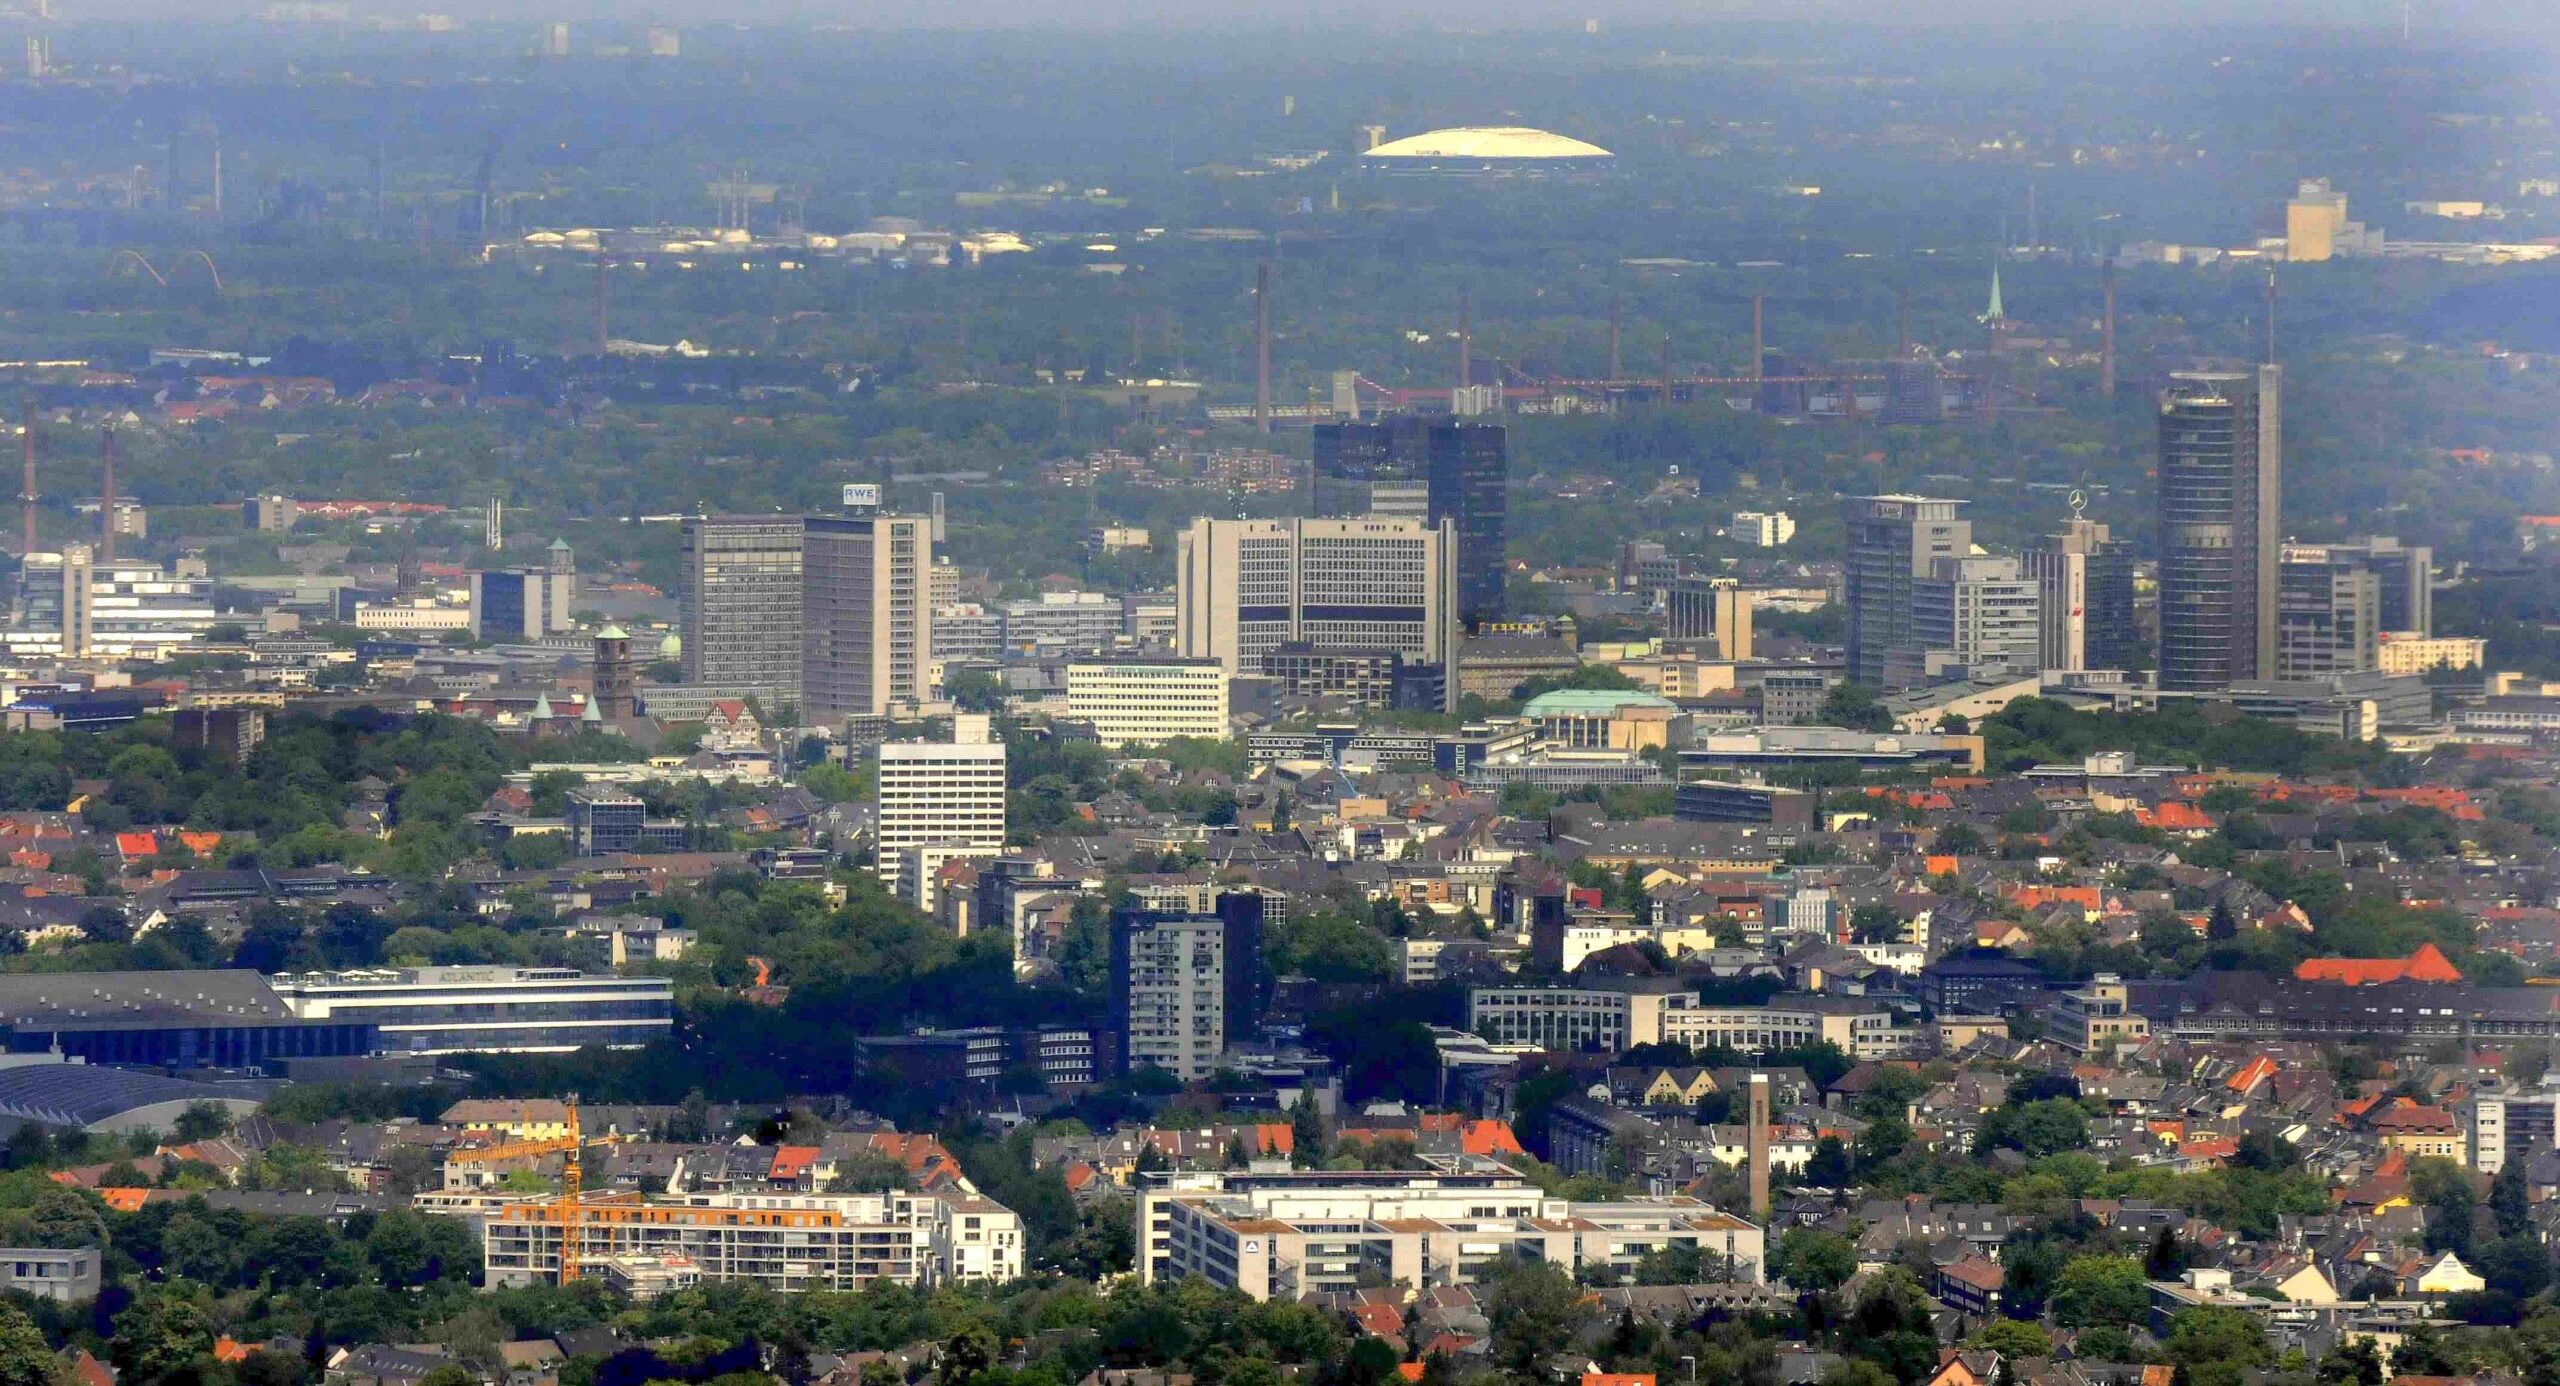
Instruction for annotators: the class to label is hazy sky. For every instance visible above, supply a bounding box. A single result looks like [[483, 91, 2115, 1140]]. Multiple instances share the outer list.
[[66, 0, 2539, 31]]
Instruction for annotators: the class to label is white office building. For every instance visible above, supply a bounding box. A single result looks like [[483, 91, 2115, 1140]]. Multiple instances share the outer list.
[[1730, 511, 1796, 547], [266, 966, 675, 1054], [1176, 516, 1458, 713], [874, 713, 1008, 897], [1064, 660, 1230, 747], [7, 551, 217, 659]]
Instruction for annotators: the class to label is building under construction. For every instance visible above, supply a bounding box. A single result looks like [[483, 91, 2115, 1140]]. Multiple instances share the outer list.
[[485, 1187, 1025, 1292]]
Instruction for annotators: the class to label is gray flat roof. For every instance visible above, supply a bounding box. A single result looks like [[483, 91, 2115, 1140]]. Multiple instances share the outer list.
[[0, 970, 295, 1029]]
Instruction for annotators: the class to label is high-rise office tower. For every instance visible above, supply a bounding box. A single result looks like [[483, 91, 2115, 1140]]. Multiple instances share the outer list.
[[56, 543, 90, 658], [1902, 556, 2042, 683], [1842, 495, 1971, 689], [2317, 536, 2432, 635], [468, 569, 556, 641], [2023, 508, 2138, 673], [1310, 418, 1507, 624], [2277, 544, 2384, 679], [680, 516, 805, 702], [803, 504, 932, 720], [1666, 576, 1753, 660], [546, 538, 577, 633], [1176, 516, 1459, 712], [2157, 368, 2281, 692], [1109, 893, 1266, 1082], [874, 713, 1007, 898]]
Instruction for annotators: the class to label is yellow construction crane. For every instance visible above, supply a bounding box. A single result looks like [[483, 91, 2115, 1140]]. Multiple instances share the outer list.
[[559, 1093, 584, 1284]]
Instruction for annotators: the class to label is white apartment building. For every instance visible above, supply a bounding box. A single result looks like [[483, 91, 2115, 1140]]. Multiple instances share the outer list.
[[1065, 660, 1230, 747], [1138, 1165, 1763, 1301], [1175, 516, 1458, 713], [1115, 912, 1226, 1081], [873, 713, 1008, 897], [1730, 511, 1796, 547], [485, 1189, 1022, 1290]]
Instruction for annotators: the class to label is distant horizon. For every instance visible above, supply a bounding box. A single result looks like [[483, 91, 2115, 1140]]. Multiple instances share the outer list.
[[37, 0, 2547, 37]]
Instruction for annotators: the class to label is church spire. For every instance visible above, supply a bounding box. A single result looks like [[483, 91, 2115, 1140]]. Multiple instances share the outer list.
[[1983, 261, 2007, 323]]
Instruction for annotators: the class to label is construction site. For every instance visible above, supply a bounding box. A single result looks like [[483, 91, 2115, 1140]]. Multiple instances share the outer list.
[[1206, 261, 2133, 431]]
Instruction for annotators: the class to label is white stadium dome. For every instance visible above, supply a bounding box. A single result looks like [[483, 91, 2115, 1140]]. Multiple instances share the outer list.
[[1360, 126, 1615, 169]]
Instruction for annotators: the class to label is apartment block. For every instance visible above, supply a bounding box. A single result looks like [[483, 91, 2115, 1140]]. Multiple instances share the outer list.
[[485, 1189, 1022, 1290], [1137, 1164, 1763, 1301]]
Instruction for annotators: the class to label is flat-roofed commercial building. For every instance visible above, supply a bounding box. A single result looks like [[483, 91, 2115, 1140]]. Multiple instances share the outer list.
[[1177, 516, 1459, 713], [486, 1189, 1022, 1290], [267, 966, 675, 1055], [680, 516, 805, 703], [873, 713, 1008, 897], [1137, 1163, 1762, 1300], [804, 507, 932, 719], [1065, 660, 1230, 747]]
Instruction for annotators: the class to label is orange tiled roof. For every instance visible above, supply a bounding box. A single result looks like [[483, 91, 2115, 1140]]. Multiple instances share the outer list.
[[2297, 943, 2464, 986]]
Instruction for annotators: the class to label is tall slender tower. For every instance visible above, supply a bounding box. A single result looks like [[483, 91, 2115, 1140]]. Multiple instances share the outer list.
[[1746, 1072, 1771, 1222], [594, 254, 610, 357], [1607, 295, 1622, 380], [18, 403, 34, 557], [2100, 260, 2118, 399], [1253, 262, 1271, 435], [1457, 292, 1472, 394], [97, 428, 116, 563], [2157, 368, 2282, 690], [1750, 293, 1765, 384]]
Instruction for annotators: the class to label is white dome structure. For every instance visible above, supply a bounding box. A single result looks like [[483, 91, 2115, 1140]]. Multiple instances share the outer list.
[[1360, 126, 1615, 173]]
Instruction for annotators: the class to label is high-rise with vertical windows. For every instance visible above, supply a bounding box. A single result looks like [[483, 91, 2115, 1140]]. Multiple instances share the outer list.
[[2023, 510, 2138, 674], [1902, 556, 2042, 682], [2157, 368, 2281, 692], [804, 506, 933, 720], [2277, 544, 2384, 679], [1311, 418, 1507, 624], [1842, 495, 1970, 689], [874, 713, 1008, 899], [1109, 894, 1264, 1082], [680, 516, 805, 702], [1176, 516, 1458, 712]]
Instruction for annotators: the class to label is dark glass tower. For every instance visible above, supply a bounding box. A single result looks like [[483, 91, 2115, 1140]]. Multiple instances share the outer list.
[[1312, 418, 1507, 625], [2157, 367, 2282, 692]]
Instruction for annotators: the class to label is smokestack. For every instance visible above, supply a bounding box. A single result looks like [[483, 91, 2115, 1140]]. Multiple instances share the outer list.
[[1898, 283, 1911, 356], [594, 255, 610, 358], [19, 403, 32, 557], [1254, 262, 1272, 435], [1607, 295, 1622, 380], [1457, 292, 1473, 394], [1750, 293, 1764, 384], [1660, 333, 1674, 405], [98, 427, 115, 563], [2264, 267, 2278, 366], [1747, 1072, 1771, 1222], [2101, 259, 2118, 399]]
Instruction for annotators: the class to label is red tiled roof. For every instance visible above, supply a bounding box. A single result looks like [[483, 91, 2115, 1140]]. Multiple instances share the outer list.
[[2298, 943, 2464, 986]]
